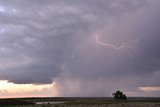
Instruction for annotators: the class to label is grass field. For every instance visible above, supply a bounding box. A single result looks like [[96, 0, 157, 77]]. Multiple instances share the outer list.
[[0, 97, 160, 107]]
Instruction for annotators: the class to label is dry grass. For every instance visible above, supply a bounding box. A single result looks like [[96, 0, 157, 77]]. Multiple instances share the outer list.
[[1, 97, 160, 107]]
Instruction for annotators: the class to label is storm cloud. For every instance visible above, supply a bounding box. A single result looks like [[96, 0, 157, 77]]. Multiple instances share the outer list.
[[0, 0, 160, 97]]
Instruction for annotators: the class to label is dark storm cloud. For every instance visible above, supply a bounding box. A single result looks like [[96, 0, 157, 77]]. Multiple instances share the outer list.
[[54, 0, 160, 96], [0, 0, 160, 96]]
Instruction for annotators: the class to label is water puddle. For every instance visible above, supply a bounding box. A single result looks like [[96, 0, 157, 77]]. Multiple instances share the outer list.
[[35, 101, 65, 105]]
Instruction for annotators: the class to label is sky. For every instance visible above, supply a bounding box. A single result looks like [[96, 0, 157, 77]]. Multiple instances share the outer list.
[[0, 0, 160, 98]]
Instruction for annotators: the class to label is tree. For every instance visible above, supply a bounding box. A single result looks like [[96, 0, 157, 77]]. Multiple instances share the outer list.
[[112, 90, 127, 100]]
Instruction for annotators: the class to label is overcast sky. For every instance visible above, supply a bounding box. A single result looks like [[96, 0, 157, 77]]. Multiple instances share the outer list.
[[0, 0, 160, 97]]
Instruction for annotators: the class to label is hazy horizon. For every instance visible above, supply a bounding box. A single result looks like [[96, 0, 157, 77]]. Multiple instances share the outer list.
[[0, 0, 160, 98]]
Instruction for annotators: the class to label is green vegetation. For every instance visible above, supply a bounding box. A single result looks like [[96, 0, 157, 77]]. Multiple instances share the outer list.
[[0, 99, 34, 106], [112, 90, 127, 100], [0, 97, 160, 107]]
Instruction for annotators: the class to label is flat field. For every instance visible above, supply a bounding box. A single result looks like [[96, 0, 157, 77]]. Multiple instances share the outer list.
[[0, 97, 160, 107]]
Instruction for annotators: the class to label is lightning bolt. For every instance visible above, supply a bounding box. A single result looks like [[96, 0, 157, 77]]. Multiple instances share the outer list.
[[96, 34, 133, 57], [135, 33, 145, 43], [71, 30, 159, 59], [134, 30, 159, 44]]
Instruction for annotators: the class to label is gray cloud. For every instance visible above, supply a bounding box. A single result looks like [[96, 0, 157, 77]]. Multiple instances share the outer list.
[[0, 0, 160, 96]]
